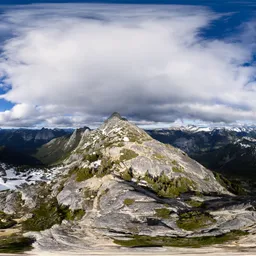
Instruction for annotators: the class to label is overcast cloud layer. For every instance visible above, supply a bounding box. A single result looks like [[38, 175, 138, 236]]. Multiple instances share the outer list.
[[0, 4, 255, 128]]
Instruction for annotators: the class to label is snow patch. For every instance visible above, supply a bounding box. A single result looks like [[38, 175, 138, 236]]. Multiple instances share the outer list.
[[123, 137, 129, 142], [90, 160, 102, 168], [240, 143, 251, 148], [0, 163, 64, 191]]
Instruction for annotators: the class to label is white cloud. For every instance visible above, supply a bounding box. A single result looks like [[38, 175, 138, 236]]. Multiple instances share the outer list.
[[0, 103, 42, 127], [0, 4, 255, 127]]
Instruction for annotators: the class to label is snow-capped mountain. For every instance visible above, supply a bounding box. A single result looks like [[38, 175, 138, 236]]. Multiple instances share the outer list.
[[147, 125, 256, 180], [167, 125, 256, 134]]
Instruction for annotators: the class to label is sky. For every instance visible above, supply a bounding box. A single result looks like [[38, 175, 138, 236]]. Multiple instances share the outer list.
[[0, 1, 256, 128]]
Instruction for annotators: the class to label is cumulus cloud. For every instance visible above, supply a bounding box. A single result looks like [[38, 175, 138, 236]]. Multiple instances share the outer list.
[[0, 4, 255, 127]]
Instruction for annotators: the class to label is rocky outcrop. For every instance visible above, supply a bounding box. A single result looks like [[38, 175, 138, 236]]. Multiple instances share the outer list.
[[147, 128, 256, 183], [1, 113, 256, 252]]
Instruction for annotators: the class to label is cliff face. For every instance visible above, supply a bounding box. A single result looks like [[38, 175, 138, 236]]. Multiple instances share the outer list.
[[35, 127, 90, 165], [0, 114, 255, 252]]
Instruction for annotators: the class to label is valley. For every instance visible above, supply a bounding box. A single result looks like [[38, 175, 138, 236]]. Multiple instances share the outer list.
[[147, 127, 256, 186]]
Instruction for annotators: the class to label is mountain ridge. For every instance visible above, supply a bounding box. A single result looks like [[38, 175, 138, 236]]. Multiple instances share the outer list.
[[147, 126, 256, 183], [166, 125, 256, 133], [0, 113, 255, 252], [0, 128, 69, 154]]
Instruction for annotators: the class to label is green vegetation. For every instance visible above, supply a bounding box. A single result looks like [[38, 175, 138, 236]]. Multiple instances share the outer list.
[[171, 159, 186, 172], [100, 188, 110, 197], [75, 167, 94, 182], [0, 211, 17, 229], [185, 199, 203, 208], [99, 134, 123, 148], [195, 191, 203, 197], [121, 168, 133, 181], [0, 219, 17, 229], [35, 135, 75, 165], [171, 160, 178, 165], [153, 153, 166, 160], [96, 158, 114, 178], [123, 198, 135, 206], [214, 172, 246, 195], [83, 152, 102, 163], [126, 131, 146, 144], [172, 166, 184, 173], [22, 199, 64, 231], [84, 188, 98, 200], [204, 176, 210, 182], [65, 209, 85, 221], [155, 208, 171, 219], [70, 156, 114, 182], [114, 230, 247, 248], [144, 171, 196, 198], [120, 149, 138, 161], [0, 235, 34, 253], [22, 199, 84, 231], [176, 211, 216, 231]]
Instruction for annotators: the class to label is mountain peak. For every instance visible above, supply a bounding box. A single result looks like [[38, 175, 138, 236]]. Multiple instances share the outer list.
[[107, 112, 127, 121], [76, 126, 91, 132]]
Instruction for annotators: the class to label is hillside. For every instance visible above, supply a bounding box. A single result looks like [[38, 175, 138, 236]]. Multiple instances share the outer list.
[[0, 128, 69, 154], [0, 128, 70, 167], [35, 127, 90, 165], [0, 146, 43, 167], [0, 114, 255, 252], [148, 128, 256, 182]]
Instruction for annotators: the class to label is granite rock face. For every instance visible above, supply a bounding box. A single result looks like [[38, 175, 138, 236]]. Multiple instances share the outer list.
[[147, 128, 256, 183], [2, 114, 256, 251]]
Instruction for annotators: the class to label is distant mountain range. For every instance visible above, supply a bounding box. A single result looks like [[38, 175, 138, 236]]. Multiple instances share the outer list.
[[0, 128, 70, 166], [165, 124, 256, 133], [0, 113, 251, 252], [0, 124, 256, 182], [0, 128, 70, 153], [0, 115, 256, 252], [147, 126, 256, 181]]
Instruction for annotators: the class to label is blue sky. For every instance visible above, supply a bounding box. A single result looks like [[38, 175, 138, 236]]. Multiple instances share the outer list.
[[0, 1, 255, 127]]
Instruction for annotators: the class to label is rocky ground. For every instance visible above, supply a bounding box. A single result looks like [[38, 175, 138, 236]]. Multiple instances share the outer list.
[[0, 113, 256, 253], [3, 247, 256, 256]]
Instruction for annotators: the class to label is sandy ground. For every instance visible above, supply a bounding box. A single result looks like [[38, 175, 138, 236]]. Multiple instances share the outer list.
[[2, 247, 256, 256], [0, 228, 20, 237]]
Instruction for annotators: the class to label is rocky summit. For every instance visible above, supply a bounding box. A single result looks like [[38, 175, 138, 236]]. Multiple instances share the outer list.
[[1, 114, 256, 253]]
